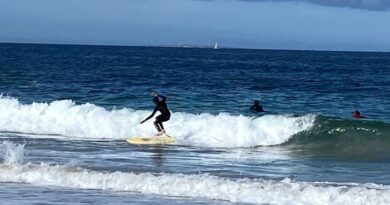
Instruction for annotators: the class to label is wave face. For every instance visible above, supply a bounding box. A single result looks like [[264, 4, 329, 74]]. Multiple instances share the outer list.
[[0, 97, 315, 147], [285, 116, 390, 156], [0, 141, 389, 205]]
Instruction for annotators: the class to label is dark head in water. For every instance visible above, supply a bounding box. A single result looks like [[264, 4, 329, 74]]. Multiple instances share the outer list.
[[250, 100, 264, 112], [352, 110, 366, 119]]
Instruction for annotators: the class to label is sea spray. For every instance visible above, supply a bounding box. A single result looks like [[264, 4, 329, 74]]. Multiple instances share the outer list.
[[0, 141, 25, 165]]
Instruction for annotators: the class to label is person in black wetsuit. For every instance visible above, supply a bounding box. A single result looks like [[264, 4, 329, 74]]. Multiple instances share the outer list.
[[140, 93, 171, 136], [250, 100, 264, 112]]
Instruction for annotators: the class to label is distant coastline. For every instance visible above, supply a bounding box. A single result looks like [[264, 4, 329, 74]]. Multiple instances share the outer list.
[[145, 44, 219, 49], [0, 41, 389, 53]]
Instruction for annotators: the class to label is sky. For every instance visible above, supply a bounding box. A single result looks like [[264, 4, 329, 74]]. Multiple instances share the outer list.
[[1, 0, 390, 51]]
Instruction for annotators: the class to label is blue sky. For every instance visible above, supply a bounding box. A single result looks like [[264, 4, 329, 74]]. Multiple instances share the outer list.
[[1, 0, 390, 51]]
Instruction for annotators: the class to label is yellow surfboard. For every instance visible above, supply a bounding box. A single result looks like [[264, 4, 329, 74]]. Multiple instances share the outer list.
[[127, 134, 176, 145]]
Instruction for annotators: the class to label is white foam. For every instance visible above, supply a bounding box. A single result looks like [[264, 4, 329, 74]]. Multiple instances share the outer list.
[[0, 141, 25, 165], [0, 162, 389, 205], [0, 97, 315, 147]]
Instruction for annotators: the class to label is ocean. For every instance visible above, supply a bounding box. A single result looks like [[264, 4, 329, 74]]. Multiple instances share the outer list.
[[0, 43, 390, 205]]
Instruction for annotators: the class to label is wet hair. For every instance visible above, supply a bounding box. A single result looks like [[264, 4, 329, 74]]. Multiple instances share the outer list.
[[254, 100, 259, 105], [354, 110, 360, 115]]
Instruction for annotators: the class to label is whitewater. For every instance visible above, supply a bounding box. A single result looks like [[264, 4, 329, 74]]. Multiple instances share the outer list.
[[1, 141, 390, 205], [0, 97, 315, 148]]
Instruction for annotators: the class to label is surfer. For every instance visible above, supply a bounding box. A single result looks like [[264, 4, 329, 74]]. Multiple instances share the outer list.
[[352, 110, 365, 119], [250, 100, 264, 112], [140, 92, 171, 136]]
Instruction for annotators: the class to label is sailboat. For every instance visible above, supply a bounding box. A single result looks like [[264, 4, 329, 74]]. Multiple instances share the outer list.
[[213, 42, 219, 49]]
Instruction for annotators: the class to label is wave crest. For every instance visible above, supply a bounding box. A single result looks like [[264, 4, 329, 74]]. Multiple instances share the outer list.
[[0, 97, 316, 147]]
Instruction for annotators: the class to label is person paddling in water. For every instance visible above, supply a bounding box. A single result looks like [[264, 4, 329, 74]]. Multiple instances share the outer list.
[[250, 100, 264, 112], [140, 92, 171, 136]]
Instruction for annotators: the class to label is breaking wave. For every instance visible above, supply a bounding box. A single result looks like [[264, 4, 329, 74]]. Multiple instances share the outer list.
[[0, 97, 315, 148]]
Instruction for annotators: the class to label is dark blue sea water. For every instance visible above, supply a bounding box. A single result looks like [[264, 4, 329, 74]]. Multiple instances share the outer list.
[[1, 43, 390, 205], [2, 43, 390, 118]]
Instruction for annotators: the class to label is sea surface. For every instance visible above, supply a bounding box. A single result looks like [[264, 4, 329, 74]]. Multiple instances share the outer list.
[[1, 43, 390, 205]]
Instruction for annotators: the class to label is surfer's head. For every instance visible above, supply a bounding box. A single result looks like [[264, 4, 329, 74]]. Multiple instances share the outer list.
[[153, 96, 159, 104], [352, 110, 360, 115], [352, 110, 362, 118], [254, 100, 259, 105], [150, 92, 158, 97]]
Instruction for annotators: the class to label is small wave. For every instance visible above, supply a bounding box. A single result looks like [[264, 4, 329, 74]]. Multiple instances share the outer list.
[[0, 97, 315, 147], [0, 162, 389, 205], [285, 116, 390, 157]]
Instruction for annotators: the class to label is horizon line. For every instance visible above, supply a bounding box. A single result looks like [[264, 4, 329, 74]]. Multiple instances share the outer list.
[[1, 41, 389, 54]]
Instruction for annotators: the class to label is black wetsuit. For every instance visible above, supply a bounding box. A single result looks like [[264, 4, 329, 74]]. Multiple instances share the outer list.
[[144, 95, 171, 131], [250, 104, 264, 112]]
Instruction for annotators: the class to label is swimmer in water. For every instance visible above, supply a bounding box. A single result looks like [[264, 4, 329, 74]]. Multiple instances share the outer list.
[[250, 100, 264, 112], [352, 110, 366, 119]]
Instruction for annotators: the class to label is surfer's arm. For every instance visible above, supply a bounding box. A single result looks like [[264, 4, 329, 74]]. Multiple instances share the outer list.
[[140, 107, 158, 124]]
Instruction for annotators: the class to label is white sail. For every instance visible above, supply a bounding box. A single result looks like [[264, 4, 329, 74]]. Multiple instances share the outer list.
[[214, 42, 219, 49]]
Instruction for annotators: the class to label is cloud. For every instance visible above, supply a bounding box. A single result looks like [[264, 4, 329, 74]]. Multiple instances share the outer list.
[[200, 0, 390, 11]]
